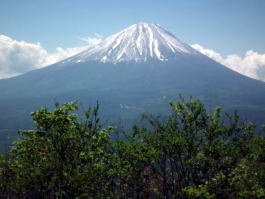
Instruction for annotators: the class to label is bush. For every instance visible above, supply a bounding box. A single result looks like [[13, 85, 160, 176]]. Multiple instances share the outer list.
[[0, 98, 264, 198]]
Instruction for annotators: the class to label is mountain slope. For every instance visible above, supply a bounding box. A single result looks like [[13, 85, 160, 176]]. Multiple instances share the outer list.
[[0, 22, 265, 145]]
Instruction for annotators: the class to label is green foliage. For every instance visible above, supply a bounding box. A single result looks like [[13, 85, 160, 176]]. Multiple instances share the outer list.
[[0, 101, 115, 198], [0, 98, 264, 198], [228, 137, 265, 198]]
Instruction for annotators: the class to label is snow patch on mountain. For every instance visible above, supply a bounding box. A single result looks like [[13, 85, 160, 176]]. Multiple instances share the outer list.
[[63, 23, 199, 64]]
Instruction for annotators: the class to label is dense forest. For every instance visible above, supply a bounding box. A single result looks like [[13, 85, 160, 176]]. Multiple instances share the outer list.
[[0, 98, 264, 198]]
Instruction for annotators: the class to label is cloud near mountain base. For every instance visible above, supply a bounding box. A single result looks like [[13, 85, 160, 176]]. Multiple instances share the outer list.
[[191, 44, 265, 82], [0, 35, 89, 79]]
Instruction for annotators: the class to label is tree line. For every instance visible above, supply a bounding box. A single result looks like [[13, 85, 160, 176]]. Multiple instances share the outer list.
[[0, 98, 264, 198]]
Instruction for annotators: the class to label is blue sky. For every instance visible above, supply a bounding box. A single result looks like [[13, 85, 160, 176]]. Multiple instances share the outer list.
[[1, 0, 265, 56]]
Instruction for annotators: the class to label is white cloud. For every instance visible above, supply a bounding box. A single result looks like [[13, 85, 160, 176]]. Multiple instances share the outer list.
[[0, 35, 48, 78], [0, 34, 102, 79], [191, 44, 265, 82], [80, 33, 102, 46], [43, 46, 88, 67]]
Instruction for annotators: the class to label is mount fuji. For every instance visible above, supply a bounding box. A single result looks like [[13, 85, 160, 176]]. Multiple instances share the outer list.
[[63, 23, 199, 63], [1, 22, 265, 147]]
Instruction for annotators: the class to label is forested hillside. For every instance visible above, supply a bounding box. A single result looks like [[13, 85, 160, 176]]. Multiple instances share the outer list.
[[0, 98, 264, 198]]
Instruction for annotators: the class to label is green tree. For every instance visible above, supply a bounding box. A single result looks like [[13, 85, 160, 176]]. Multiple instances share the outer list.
[[0, 101, 114, 198], [129, 97, 259, 198], [0, 97, 264, 199]]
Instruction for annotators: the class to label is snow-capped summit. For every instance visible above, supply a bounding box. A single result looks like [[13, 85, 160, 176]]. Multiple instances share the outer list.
[[64, 22, 199, 63]]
